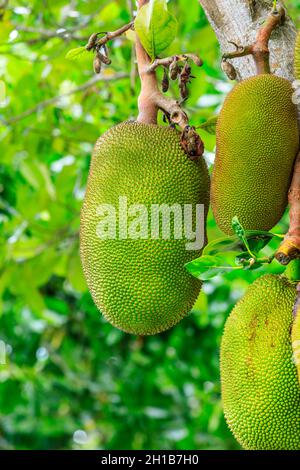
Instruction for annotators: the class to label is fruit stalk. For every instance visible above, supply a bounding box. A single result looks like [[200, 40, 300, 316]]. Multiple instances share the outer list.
[[135, 0, 204, 157], [135, 0, 189, 128], [276, 151, 300, 265]]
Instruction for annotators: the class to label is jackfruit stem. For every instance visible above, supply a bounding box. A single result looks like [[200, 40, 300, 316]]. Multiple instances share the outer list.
[[135, 0, 204, 158], [135, 21, 189, 128], [276, 151, 300, 265], [222, 6, 285, 75]]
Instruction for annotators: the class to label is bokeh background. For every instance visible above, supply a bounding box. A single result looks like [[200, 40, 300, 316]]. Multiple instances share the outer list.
[[0, 0, 299, 451]]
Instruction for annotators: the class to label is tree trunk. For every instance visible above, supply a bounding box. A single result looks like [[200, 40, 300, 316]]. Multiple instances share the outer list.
[[198, 0, 296, 82]]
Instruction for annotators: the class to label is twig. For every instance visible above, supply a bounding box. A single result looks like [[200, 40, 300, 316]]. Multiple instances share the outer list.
[[96, 22, 134, 47], [15, 7, 104, 37], [135, 0, 187, 126], [147, 54, 203, 73], [11, 6, 107, 44], [85, 22, 134, 75], [126, 0, 137, 93], [2, 73, 128, 125], [223, 6, 285, 74], [15, 25, 84, 41], [276, 151, 300, 265]]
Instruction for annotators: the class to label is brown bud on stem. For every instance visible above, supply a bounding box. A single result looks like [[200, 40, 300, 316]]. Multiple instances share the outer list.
[[221, 59, 237, 80], [93, 53, 102, 74], [180, 126, 204, 160], [86, 32, 99, 51], [169, 59, 180, 80], [162, 68, 169, 93], [97, 50, 112, 65]]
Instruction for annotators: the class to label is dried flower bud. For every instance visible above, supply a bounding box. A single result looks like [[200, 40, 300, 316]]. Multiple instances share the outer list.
[[162, 68, 169, 93], [181, 126, 204, 159], [169, 59, 180, 80], [221, 59, 237, 80], [86, 32, 99, 51], [93, 54, 102, 74], [98, 50, 112, 65]]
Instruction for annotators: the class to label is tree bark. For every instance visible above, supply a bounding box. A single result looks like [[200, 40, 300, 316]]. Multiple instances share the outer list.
[[198, 0, 296, 82]]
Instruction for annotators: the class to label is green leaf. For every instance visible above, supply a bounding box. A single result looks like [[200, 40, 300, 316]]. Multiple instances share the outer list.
[[19, 160, 56, 199], [9, 237, 42, 262], [235, 252, 264, 270], [232, 217, 283, 258], [231, 216, 246, 240], [0, 80, 5, 102], [134, 0, 178, 60], [203, 231, 280, 257], [198, 115, 218, 135], [203, 236, 242, 256], [185, 253, 243, 281], [65, 47, 89, 61], [245, 230, 281, 253], [125, 29, 137, 43], [67, 249, 87, 293], [231, 216, 257, 258]]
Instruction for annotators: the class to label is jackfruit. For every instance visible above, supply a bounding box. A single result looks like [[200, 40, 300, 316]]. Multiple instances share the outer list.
[[294, 31, 300, 80], [292, 304, 300, 386], [221, 274, 300, 450], [212, 74, 299, 235], [80, 121, 210, 335]]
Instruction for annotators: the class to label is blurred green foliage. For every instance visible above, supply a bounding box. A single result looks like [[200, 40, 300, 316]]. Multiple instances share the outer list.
[[0, 0, 299, 451]]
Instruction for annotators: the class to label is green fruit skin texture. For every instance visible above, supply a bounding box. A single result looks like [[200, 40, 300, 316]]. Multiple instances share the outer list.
[[221, 274, 300, 450], [80, 121, 210, 335], [212, 74, 299, 235], [295, 31, 300, 80], [292, 304, 300, 387]]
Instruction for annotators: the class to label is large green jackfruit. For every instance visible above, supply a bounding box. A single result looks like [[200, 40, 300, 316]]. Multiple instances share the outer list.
[[292, 303, 300, 386], [221, 274, 300, 450], [212, 74, 299, 235], [80, 121, 210, 335]]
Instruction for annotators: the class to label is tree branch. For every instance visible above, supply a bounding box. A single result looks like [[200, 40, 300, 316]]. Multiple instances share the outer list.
[[96, 22, 134, 47], [147, 54, 203, 73], [13, 25, 87, 44], [276, 151, 300, 265], [222, 6, 285, 74], [135, 0, 188, 126], [11, 6, 107, 44], [135, 0, 203, 157], [2, 73, 128, 125], [198, 0, 296, 82]]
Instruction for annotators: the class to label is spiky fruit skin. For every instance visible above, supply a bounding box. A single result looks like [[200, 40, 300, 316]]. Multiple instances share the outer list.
[[80, 121, 210, 335], [221, 274, 300, 450], [212, 75, 299, 235], [292, 306, 300, 386], [294, 31, 300, 80]]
